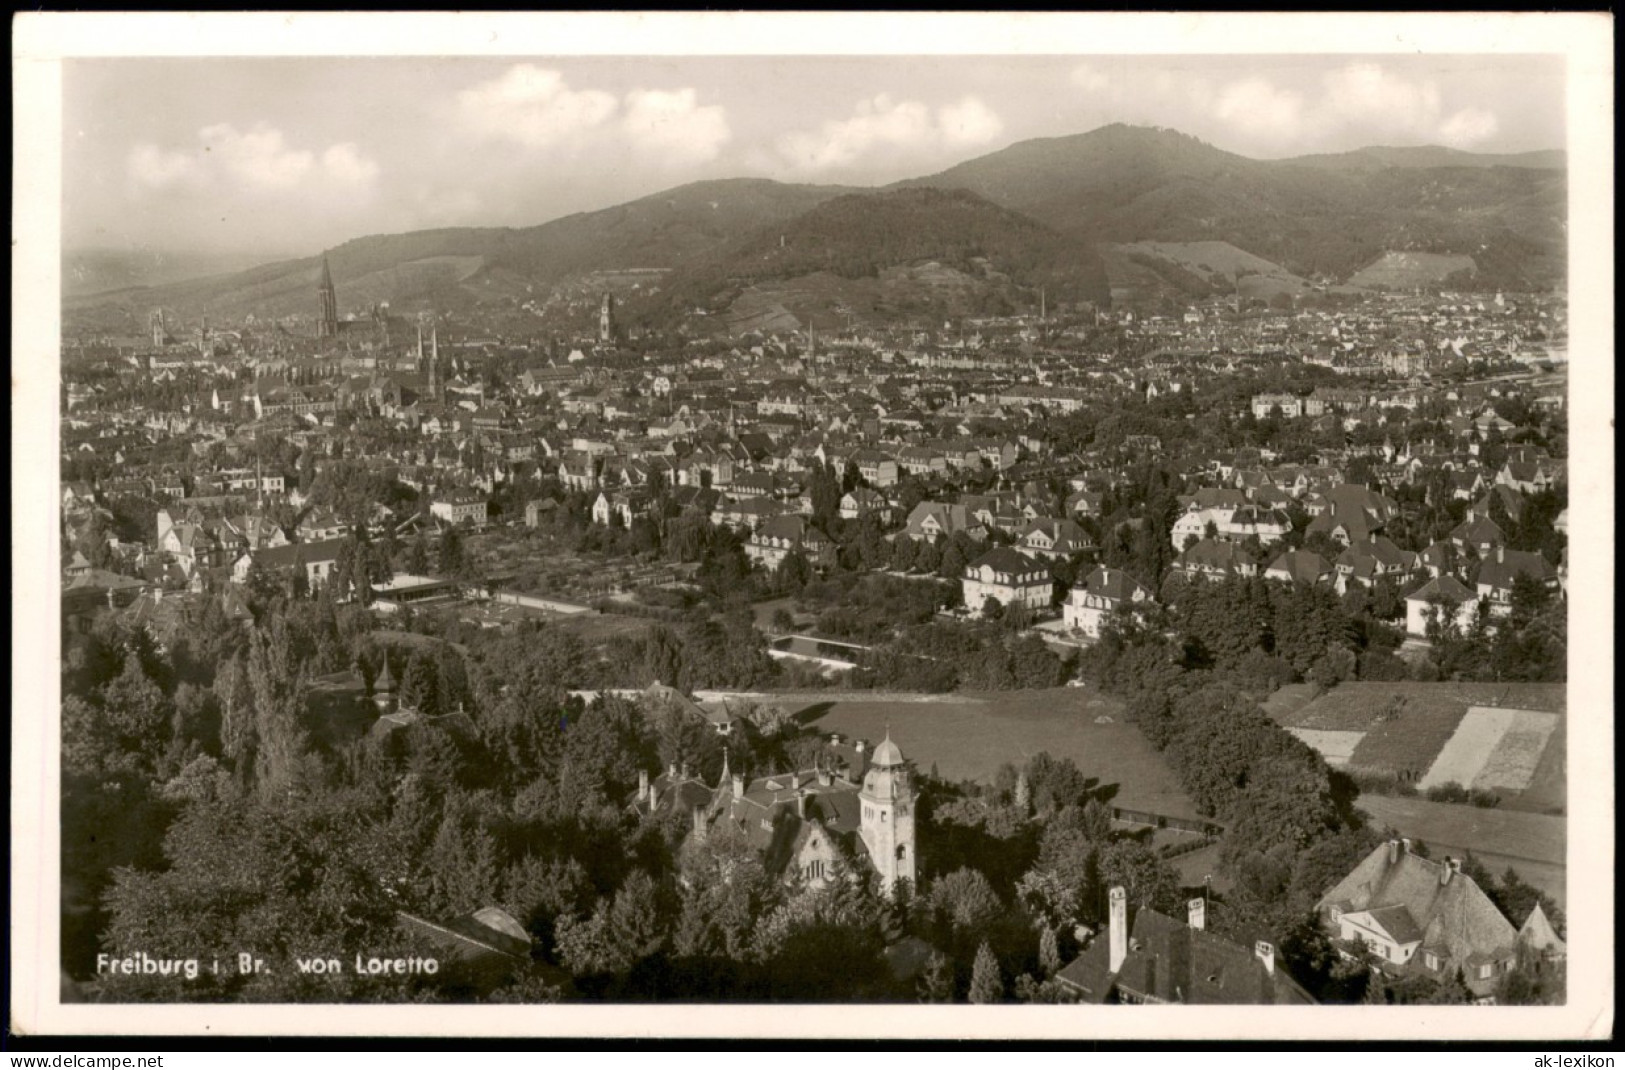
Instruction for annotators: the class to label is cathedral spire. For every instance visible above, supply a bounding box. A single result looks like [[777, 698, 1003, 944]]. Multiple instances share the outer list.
[[317, 257, 339, 339]]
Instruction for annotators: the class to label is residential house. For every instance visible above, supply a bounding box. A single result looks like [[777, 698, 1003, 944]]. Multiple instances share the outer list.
[[1404, 575, 1482, 637], [1018, 517, 1091, 560], [1305, 485, 1398, 547], [1062, 566, 1153, 639], [1475, 547, 1559, 616], [1449, 516, 1508, 559], [431, 489, 488, 528], [1058, 889, 1315, 1005], [904, 501, 981, 544], [1333, 535, 1417, 593], [745, 514, 838, 571], [850, 449, 900, 488], [591, 489, 649, 529], [896, 446, 947, 477], [1264, 549, 1334, 586], [962, 547, 1052, 617], [1317, 839, 1528, 1002], [839, 488, 893, 523], [1495, 459, 1560, 495], [231, 537, 350, 591], [1168, 539, 1258, 586]]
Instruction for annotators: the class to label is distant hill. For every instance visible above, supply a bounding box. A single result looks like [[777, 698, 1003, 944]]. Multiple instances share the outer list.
[[897, 124, 1565, 291], [636, 187, 1108, 329], [62, 248, 287, 298], [1284, 145, 1567, 172], [63, 178, 856, 333], [1100, 240, 1308, 303], [63, 125, 1567, 335]]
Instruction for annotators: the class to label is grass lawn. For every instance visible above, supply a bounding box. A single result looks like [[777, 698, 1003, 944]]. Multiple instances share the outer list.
[[1281, 683, 1566, 801], [550, 611, 656, 645], [782, 687, 1205, 825]]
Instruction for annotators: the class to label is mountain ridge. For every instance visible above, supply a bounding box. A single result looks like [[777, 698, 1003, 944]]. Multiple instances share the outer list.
[[64, 124, 1566, 334]]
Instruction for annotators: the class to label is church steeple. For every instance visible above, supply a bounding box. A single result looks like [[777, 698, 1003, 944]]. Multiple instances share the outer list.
[[428, 326, 440, 401], [317, 257, 339, 339]]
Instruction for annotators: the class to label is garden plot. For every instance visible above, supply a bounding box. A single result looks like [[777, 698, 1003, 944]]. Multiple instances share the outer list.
[[1286, 728, 1365, 768], [1471, 710, 1561, 793], [1419, 706, 1556, 791]]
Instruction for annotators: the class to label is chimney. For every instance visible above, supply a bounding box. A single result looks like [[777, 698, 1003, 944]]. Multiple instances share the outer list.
[[790, 772, 801, 791], [1401, 837, 1412, 857], [829, 733, 842, 747], [1388, 839, 1401, 864], [817, 768, 832, 787], [1108, 887, 1128, 974], [668, 762, 677, 779], [1497, 546, 1505, 564], [638, 769, 649, 798], [647, 781, 658, 808], [1441, 858, 1456, 886], [796, 792, 807, 819], [732, 773, 745, 800], [855, 740, 866, 757], [1187, 897, 1206, 932], [1255, 941, 1275, 977]]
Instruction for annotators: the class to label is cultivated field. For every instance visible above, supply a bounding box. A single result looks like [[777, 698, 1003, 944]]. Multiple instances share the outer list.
[[1348, 250, 1477, 289], [779, 687, 1205, 825], [1420, 706, 1522, 790], [1357, 794, 1567, 907], [1274, 682, 1565, 812], [1286, 728, 1363, 767]]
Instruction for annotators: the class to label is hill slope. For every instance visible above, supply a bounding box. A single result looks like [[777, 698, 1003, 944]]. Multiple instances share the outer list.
[[64, 124, 1567, 335], [636, 187, 1108, 329], [899, 124, 1565, 290], [64, 178, 857, 332]]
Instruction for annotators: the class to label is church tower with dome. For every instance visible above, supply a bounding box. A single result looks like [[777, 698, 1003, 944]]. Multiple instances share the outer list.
[[858, 731, 917, 893]]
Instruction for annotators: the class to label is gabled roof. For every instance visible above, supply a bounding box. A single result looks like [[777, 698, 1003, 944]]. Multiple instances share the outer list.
[[1265, 549, 1333, 584], [967, 546, 1042, 577], [1058, 907, 1316, 1005], [1318, 842, 1518, 995], [1407, 574, 1477, 605], [1478, 548, 1557, 590], [1080, 565, 1152, 603]]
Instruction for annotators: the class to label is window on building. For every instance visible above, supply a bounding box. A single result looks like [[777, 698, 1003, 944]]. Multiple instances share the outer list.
[[1425, 952, 1439, 971], [1478, 964, 1493, 980]]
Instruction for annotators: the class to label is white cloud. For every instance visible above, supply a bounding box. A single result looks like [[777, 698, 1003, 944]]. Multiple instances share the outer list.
[[321, 143, 381, 188], [1437, 107, 1500, 148], [1211, 77, 1306, 143], [621, 88, 731, 167], [938, 95, 1004, 148], [127, 143, 206, 191], [456, 65, 617, 149], [1071, 63, 1110, 94], [1098, 61, 1505, 154], [128, 124, 378, 198], [454, 65, 731, 171], [199, 123, 313, 192], [775, 93, 1005, 174]]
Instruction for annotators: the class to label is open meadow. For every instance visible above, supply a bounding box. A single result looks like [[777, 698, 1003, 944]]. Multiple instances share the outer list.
[[778, 687, 1206, 826]]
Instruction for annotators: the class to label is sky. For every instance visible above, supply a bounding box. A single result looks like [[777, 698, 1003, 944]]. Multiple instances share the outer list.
[[62, 52, 1566, 258]]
